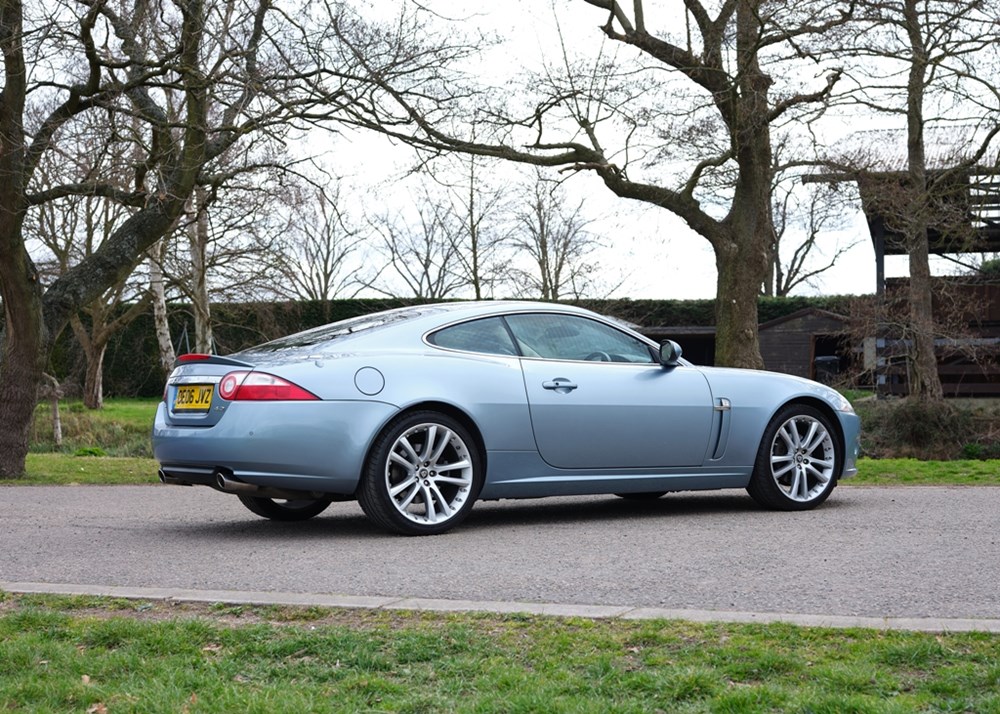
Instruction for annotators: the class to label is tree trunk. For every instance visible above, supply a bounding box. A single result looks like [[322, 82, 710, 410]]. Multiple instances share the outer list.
[[0, 252, 46, 478], [188, 188, 213, 353], [40, 373, 63, 447], [81, 343, 106, 410], [709, 0, 772, 369], [902, 0, 943, 401], [0, 0, 39, 478], [714, 230, 768, 369], [907, 238, 942, 400], [148, 240, 176, 374], [70, 314, 104, 410]]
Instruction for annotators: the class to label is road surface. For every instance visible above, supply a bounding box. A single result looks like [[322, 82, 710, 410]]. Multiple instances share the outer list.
[[2, 484, 998, 627]]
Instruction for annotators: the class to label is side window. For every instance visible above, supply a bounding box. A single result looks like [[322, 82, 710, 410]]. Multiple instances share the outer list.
[[504, 314, 655, 363], [428, 317, 518, 356]]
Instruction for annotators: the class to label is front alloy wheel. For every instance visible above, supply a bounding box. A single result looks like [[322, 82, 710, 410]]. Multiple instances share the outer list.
[[359, 411, 483, 535], [747, 405, 840, 510]]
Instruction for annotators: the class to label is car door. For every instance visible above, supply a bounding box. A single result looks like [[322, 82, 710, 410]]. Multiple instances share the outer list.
[[506, 313, 714, 469]]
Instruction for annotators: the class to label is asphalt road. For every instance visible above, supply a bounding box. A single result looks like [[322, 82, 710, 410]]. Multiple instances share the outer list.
[[1, 484, 998, 621]]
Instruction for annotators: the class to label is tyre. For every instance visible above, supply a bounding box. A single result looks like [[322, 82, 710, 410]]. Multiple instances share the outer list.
[[358, 411, 483, 535], [746, 404, 841, 511], [237, 495, 334, 521]]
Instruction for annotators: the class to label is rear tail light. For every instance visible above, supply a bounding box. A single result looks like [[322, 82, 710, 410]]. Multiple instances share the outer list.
[[219, 371, 319, 401], [218, 372, 248, 400]]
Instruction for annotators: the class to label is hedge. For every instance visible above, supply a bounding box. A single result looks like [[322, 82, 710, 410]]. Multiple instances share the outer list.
[[50, 295, 862, 399]]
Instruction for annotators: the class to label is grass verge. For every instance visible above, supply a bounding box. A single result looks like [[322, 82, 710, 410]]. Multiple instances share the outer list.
[[2, 594, 1000, 714], [851, 458, 1000, 486], [30, 398, 158, 458], [18, 454, 158, 486]]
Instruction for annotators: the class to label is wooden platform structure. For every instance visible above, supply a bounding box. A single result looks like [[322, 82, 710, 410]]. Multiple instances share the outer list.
[[861, 166, 1000, 296], [865, 165, 1000, 396], [799, 125, 1000, 394]]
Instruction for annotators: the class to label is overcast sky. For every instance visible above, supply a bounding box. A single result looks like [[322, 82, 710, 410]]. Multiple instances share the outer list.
[[334, 0, 990, 301]]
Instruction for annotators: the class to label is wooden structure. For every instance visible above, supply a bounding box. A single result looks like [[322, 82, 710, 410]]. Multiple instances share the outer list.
[[641, 325, 715, 366], [862, 168, 1000, 395], [641, 290, 1000, 395], [860, 167, 1000, 296], [877, 281, 1000, 397], [759, 308, 849, 382], [804, 127, 1000, 395], [641, 308, 851, 382]]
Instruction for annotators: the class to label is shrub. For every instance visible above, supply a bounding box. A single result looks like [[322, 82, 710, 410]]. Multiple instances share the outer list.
[[73, 446, 108, 457], [852, 397, 1000, 459]]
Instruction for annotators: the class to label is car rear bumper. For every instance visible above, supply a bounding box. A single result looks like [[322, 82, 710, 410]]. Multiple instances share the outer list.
[[152, 399, 398, 494]]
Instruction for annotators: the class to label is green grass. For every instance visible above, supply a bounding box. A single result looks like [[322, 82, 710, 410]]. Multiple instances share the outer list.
[[853, 458, 1000, 485], [30, 398, 159, 458], [2, 594, 1000, 713], [19, 454, 158, 486]]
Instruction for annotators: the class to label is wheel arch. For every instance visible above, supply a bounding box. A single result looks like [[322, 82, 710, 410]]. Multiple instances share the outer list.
[[357, 401, 487, 493]]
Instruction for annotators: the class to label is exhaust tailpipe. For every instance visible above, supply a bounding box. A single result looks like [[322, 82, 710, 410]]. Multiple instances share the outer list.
[[213, 470, 315, 500], [158, 469, 193, 486], [214, 469, 259, 494]]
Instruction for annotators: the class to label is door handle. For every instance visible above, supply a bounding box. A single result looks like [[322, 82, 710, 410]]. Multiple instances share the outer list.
[[542, 378, 578, 393]]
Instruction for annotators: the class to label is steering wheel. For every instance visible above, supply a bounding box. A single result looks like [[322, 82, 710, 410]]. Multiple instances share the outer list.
[[584, 351, 611, 362]]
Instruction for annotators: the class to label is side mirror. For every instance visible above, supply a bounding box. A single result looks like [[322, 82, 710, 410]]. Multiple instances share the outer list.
[[658, 339, 683, 367]]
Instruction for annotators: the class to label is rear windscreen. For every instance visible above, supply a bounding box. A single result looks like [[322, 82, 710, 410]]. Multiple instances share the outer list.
[[243, 306, 442, 352]]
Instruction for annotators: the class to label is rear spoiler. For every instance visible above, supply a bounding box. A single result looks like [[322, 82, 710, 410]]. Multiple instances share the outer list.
[[175, 353, 254, 368]]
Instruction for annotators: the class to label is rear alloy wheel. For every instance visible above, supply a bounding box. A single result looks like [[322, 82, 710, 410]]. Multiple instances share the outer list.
[[237, 495, 333, 521], [359, 411, 483, 535], [746, 405, 840, 511]]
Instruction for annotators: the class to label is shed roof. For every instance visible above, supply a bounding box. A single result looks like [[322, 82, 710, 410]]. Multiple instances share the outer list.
[[759, 307, 849, 331]]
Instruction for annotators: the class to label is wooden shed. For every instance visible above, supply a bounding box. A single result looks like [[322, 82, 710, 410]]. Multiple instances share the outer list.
[[639, 308, 851, 379], [759, 308, 850, 381]]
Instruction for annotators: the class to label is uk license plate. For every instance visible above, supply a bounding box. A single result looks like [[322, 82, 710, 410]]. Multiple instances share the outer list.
[[174, 384, 213, 412]]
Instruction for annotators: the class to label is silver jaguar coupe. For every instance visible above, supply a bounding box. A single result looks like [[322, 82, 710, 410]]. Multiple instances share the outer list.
[[153, 302, 860, 535]]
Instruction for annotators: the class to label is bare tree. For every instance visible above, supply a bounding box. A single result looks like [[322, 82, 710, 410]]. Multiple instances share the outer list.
[[270, 182, 366, 302], [184, 187, 214, 353], [767, 172, 860, 297], [369, 196, 466, 299], [330, 1, 854, 367], [24, 109, 151, 409], [508, 171, 604, 300], [435, 153, 512, 300], [0, 0, 407, 477], [147, 239, 175, 376]]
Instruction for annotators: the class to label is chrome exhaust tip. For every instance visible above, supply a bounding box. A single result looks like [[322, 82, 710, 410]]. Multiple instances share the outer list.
[[212, 469, 321, 500], [214, 469, 257, 494], [159, 469, 195, 487]]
